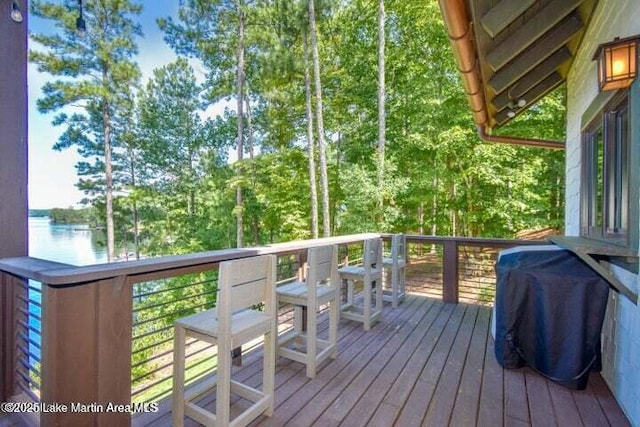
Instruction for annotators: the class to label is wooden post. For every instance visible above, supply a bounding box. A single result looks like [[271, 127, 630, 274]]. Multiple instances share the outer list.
[[0, 0, 28, 405], [443, 240, 459, 304], [0, 0, 28, 262], [40, 278, 132, 427], [1, 274, 15, 401]]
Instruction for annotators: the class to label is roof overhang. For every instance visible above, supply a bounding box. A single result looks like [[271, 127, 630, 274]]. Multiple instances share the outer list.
[[439, 0, 599, 131]]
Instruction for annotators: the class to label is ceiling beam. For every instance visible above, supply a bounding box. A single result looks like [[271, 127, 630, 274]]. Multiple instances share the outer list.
[[486, 0, 584, 71], [488, 13, 583, 94], [492, 47, 572, 111], [480, 0, 537, 38], [495, 73, 564, 125]]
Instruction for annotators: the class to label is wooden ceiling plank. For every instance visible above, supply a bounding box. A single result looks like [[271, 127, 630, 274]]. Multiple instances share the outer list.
[[492, 47, 572, 111], [488, 14, 583, 94], [486, 0, 584, 71], [480, 0, 537, 38], [495, 73, 564, 124]]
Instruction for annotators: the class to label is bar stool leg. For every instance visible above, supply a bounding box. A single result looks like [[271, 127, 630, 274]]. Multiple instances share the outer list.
[[375, 278, 383, 315], [363, 278, 372, 331], [391, 266, 399, 308], [216, 338, 231, 426], [172, 326, 186, 427], [329, 297, 339, 359], [306, 303, 317, 378], [263, 329, 275, 416]]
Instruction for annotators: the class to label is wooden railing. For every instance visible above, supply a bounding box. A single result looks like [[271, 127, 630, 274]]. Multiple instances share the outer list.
[[0, 233, 539, 426]]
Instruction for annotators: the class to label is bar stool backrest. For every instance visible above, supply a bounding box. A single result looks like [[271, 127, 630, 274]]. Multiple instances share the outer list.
[[391, 234, 406, 263], [217, 255, 276, 329], [307, 244, 339, 289], [363, 238, 383, 270]]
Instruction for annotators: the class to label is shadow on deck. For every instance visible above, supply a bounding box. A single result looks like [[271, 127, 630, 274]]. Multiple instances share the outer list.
[[138, 293, 629, 427]]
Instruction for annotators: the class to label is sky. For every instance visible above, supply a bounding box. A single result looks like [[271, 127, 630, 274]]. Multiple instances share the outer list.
[[28, 0, 208, 209]]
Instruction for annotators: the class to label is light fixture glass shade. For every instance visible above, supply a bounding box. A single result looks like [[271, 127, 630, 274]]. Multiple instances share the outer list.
[[76, 16, 86, 36], [76, 0, 86, 37], [593, 35, 640, 91], [10, 0, 23, 23]]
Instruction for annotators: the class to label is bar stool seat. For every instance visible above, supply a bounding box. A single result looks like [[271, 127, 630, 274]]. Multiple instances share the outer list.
[[338, 238, 383, 331], [172, 255, 277, 427], [277, 244, 339, 378]]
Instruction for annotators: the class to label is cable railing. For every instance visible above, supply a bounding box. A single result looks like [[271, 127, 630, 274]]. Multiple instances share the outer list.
[[128, 239, 366, 407], [14, 280, 42, 402], [0, 233, 541, 426], [131, 270, 218, 403], [402, 235, 543, 304]]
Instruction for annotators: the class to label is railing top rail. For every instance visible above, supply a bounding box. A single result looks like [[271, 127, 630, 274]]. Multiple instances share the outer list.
[[0, 233, 380, 286], [401, 234, 549, 247]]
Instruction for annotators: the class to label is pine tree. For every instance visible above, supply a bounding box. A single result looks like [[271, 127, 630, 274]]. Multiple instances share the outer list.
[[30, 0, 142, 261]]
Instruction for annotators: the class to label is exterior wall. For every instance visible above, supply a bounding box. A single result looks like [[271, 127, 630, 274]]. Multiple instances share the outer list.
[[565, 1, 640, 425], [0, 1, 28, 404], [0, 0, 28, 258]]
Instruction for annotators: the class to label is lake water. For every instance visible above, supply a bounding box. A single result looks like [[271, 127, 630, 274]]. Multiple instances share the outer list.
[[29, 216, 108, 265], [27, 217, 108, 372]]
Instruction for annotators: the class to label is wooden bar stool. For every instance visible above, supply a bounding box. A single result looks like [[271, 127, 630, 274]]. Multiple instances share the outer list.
[[382, 234, 407, 308], [276, 244, 339, 378], [338, 238, 383, 331], [172, 255, 277, 427]]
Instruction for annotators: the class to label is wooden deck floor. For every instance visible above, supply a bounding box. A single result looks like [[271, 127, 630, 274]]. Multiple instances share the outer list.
[[140, 294, 629, 427]]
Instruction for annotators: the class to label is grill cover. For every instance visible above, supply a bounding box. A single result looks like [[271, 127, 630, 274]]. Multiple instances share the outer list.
[[494, 246, 609, 390]]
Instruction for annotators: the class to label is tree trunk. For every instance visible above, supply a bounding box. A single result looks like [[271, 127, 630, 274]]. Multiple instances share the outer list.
[[451, 182, 458, 236], [188, 144, 196, 217], [127, 147, 140, 260], [377, 0, 386, 223], [333, 131, 341, 236], [303, 29, 319, 239], [245, 89, 260, 244], [103, 100, 115, 262], [245, 90, 254, 160], [235, 0, 245, 248], [308, 0, 330, 238]]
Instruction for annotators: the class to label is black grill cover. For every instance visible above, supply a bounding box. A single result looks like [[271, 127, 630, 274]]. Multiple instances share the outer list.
[[494, 246, 610, 390]]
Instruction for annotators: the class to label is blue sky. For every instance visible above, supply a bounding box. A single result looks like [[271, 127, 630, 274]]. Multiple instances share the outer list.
[[28, 0, 183, 209]]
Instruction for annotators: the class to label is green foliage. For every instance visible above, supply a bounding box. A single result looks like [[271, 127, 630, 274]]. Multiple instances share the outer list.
[[28, 209, 50, 217], [49, 207, 95, 224], [31, 0, 571, 399], [30, 0, 143, 260]]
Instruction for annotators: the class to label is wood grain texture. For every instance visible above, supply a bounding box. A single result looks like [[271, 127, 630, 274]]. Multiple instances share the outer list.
[[138, 295, 629, 427]]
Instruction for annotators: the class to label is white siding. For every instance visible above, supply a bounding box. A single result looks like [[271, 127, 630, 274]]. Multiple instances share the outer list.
[[565, 1, 640, 425]]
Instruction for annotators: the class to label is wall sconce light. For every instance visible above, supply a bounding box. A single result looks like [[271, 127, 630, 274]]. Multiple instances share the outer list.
[[76, 0, 86, 37], [593, 35, 640, 91], [10, 0, 23, 23], [506, 98, 527, 118]]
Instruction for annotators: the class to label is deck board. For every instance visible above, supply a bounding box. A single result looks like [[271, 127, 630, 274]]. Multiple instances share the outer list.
[[504, 368, 531, 424], [313, 299, 437, 426], [339, 300, 442, 427], [140, 294, 630, 427], [285, 297, 430, 426], [394, 303, 467, 426], [257, 295, 425, 427], [423, 305, 479, 426], [449, 306, 489, 427], [589, 374, 630, 426], [573, 381, 610, 427], [547, 379, 582, 426], [525, 369, 555, 427], [477, 313, 503, 427]]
